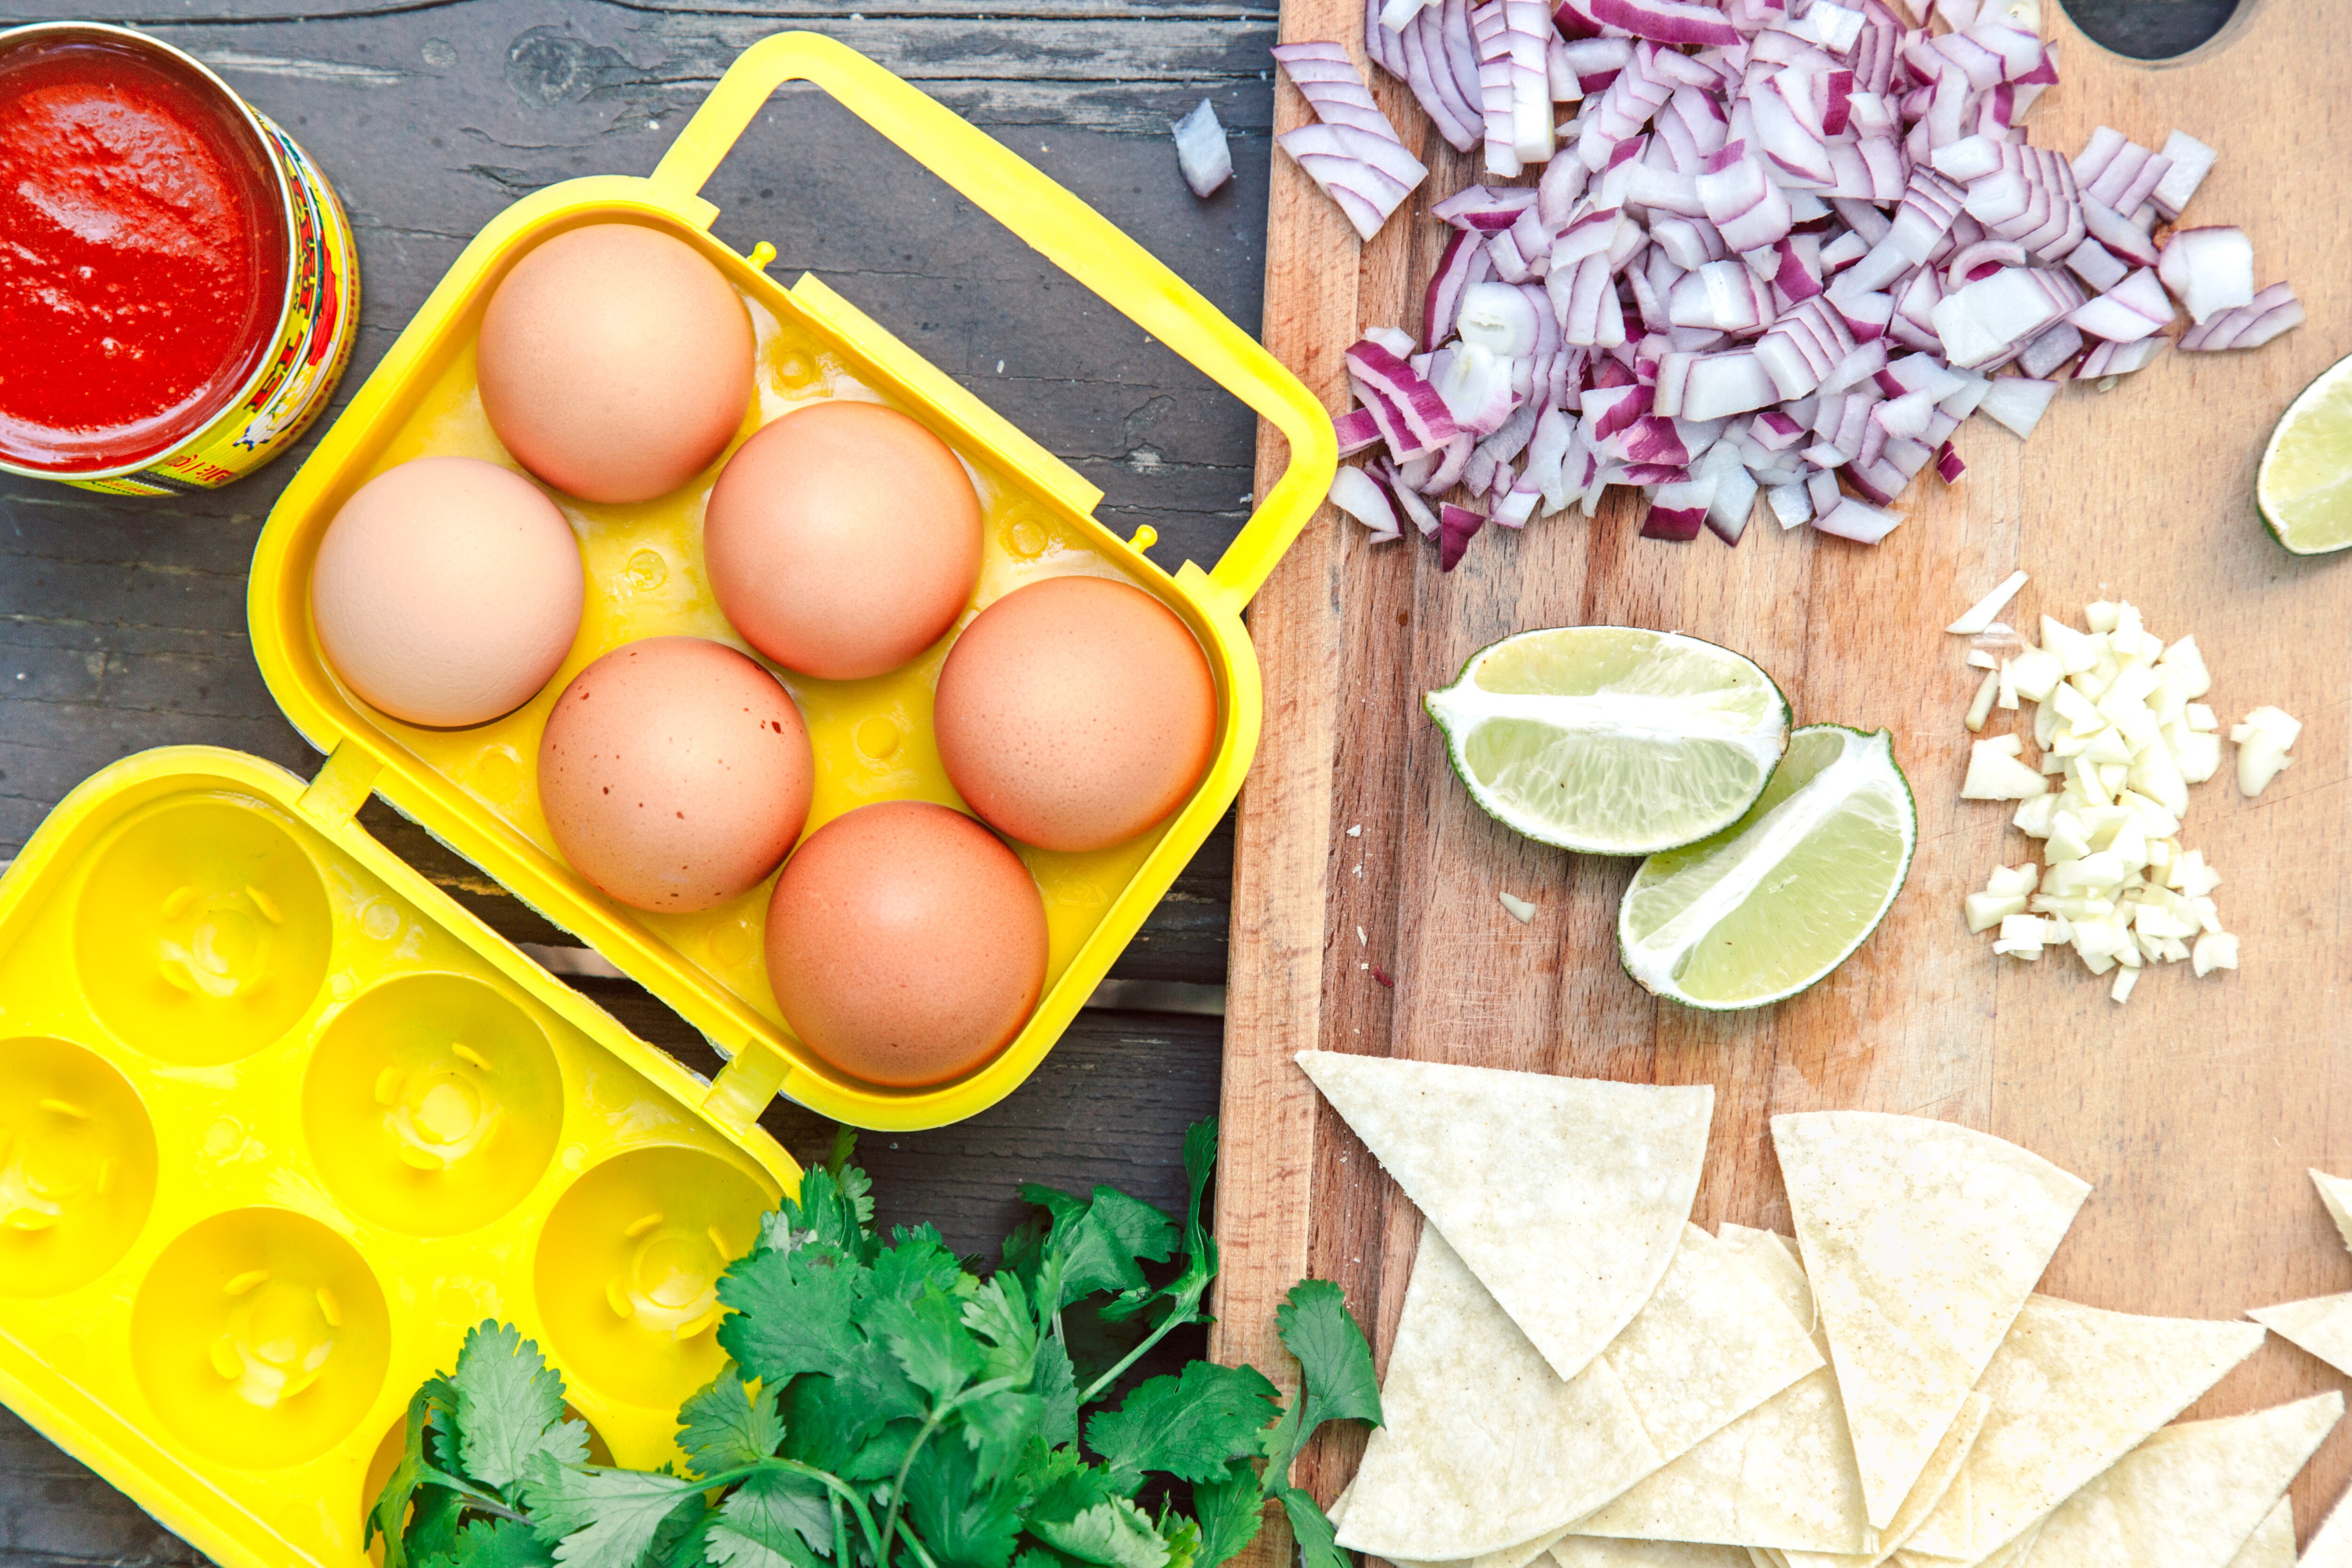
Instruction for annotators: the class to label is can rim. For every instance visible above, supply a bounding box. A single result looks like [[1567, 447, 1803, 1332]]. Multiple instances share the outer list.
[[0, 21, 306, 483]]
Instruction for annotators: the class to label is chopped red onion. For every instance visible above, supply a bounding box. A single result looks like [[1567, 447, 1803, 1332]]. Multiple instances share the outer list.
[[1172, 100, 1234, 198], [2177, 282, 2304, 352], [1438, 501, 1487, 568], [1330, 465, 1405, 541], [2156, 225, 2254, 325], [1314, 0, 2291, 563]]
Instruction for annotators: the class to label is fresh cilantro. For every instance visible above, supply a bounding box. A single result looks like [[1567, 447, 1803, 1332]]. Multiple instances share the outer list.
[[1278, 1488, 1351, 1568], [425, 1517, 555, 1568], [676, 1371, 786, 1479], [1186, 1463, 1266, 1568], [717, 1245, 865, 1385], [1084, 1363, 1279, 1484], [365, 1121, 1380, 1568], [519, 1459, 697, 1568], [1027, 1499, 1168, 1568], [453, 1323, 585, 1491], [1275, 1281, 1383, 1441], [705, 1469, 833, 1568]]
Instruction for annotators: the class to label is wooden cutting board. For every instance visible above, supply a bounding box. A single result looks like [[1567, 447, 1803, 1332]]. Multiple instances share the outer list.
[[1207, 0, 2352, 1554]]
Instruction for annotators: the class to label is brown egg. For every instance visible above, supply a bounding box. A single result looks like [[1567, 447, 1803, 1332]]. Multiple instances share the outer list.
[[476, 224, 753, 504], [934, 575, 1217, 852], [764, 801, 1047, 1087], [538, 637, 812, 912], [311, 456, 584, 728], [703, 401, 983, 680]]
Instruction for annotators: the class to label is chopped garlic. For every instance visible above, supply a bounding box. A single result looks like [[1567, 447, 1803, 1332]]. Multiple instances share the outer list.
[[1498, 891, 1536, 923], [1963, 736, 2048, 800], [2230, 705, 2301, 796], [1959, 597, 2251, 1002], [1947, 570, 2031, 635], [1965, 670, 2000, 732], [2192, 931, 2239, 976], [1967, 649, 2000, 670]]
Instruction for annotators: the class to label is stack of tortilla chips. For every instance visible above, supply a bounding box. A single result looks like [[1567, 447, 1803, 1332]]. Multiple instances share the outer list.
[[1299, 1052, 2347, 1568]]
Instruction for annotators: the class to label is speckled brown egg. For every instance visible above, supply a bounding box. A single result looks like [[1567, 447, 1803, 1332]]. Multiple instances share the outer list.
[[476, 224, 753, 504], [933, 574, 1217, 852], [311, 455, 584, 729], [702, 401, 983, 680], [764, 800, 1047, 1088], [538, 637, 812, 912]]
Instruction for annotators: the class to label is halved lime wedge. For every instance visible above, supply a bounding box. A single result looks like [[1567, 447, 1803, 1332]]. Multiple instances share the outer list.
[[1618, 724, 1915, 1010], [1423, 627, 1789, 856], [2258, 352, 2352, 555]]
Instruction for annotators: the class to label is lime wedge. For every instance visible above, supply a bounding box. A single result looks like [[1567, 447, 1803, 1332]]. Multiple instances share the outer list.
[[1423, 627, 1790, 856], [2258, 352, 2352, 555], [1618, 724, 1915, 1010]]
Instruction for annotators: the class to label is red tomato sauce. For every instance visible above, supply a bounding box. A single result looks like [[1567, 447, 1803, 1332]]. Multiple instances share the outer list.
[[0, 39, 290, 473]]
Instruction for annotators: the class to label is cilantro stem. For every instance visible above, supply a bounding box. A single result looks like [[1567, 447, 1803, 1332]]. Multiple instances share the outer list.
[[696, 1459, 884, 1565], [874, 1373, 1022, 1567], [831, 1493, 848, 1568], [1077, 1279, 1208, 1406]]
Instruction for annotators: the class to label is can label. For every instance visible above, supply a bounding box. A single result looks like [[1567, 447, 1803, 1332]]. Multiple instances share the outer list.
[[71, 116, 360, 498]]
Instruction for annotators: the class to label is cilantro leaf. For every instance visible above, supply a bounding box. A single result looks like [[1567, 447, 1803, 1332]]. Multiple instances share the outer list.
[[718, 1246, 864, 1387], [904, 1437, 1022, 1568], [1187, 1462, 1266, 1568], [1160, 1514, 1200, 1568], [453, 1323, 580, 1492], [778, 1342, 924, 1473], [1275, 1488, 1347, 1568], [1033, 1336, 1080, 1450], [959, 1388, 1043, 1490], [1085, 1191, 1178, 1271], [866, 1288, 985, 1403], [675, 1371, 785, 1479], [1084, 1363, 1280, 1485], [704, 1469, 831, 1568], [864, 1226, 969, 1308], [962, 1274, 1039, 1387], [1026, 1454, 1120, 1523], [424, 1518, 556, 1568], [519, 1458, 698, 1568], [771, 1164, 870, 1258], [1027, 1498, 1170, 1568], [1276, 1281, 1381, 1446], [405, 1484, 468, 1568], [656, 1502, 715, 1568]]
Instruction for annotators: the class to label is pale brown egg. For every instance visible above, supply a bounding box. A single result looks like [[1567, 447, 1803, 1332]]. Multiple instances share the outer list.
[[764, 800, 1047, 1088], [476, 224, 753, 504], [933, 574, 1218, 852], [702, 401, 983, 680], [537, 637, 812, 913], [311, 455, 584, 728]]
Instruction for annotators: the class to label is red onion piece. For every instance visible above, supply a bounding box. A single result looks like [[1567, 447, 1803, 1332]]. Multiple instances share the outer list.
[[1438, 501, 1486, 568]]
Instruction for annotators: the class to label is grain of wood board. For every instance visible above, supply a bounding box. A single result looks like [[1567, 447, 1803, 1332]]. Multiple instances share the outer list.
[[1211, 0, 2352, 1555]]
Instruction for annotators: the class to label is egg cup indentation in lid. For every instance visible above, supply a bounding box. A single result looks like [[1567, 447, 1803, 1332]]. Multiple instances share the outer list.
[[0, 1036, 159, 1296], [130, 1207, 391, 1468], [301, 973, 565, 1237], [530, 1146, 768, 1408], [73, 794, 333, 1066]]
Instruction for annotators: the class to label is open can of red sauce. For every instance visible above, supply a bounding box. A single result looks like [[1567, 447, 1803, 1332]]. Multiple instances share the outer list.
[[0, 22, 359, 496]]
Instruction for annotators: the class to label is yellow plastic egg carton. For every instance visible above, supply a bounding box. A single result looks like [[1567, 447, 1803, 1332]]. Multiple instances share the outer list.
[[0, 747, 796, 1568], [248, 32, 1335, 1132]]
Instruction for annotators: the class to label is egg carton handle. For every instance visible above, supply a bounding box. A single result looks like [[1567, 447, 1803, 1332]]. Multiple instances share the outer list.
[[649, 32, 1333, 612]]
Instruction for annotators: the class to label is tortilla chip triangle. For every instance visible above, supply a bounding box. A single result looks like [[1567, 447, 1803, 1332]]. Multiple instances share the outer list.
[[2221, 1498, 2294, 1568], [2314, 1169, 2352, 1251], [1771, 1113, 2090, 1529], [1336, 1222, 1820, 1560], [1551, 1542, 1753, 1568], [2012, 1393, 2340, 1568], [1297, 1052, 1712, 1381], [1776, 1392, 1990, 1568], [1901, 1295, 2265, 1562], [1571, 1226, 1871, 1554], [2305, 1482, 2352, 1568], [2250, 1292, 2352, 1377]]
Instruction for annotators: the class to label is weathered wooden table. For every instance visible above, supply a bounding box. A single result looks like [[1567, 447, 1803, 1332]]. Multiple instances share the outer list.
[[0, 0, 2229, 1561]]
